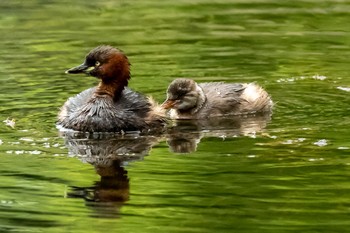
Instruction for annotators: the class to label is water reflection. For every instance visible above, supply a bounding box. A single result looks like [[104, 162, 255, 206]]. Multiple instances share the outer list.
[[62, 132, 160, 218], [60, 113, 271, 217], [62, 132, 160, 162], [68, 160, 129, 218], [166, 114, 271, 153]]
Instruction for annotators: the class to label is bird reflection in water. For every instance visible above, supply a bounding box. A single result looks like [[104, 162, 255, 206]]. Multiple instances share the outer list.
[[61, 113, 272, 216], [67, 160, 129, 218], [166, 113, 272, 153], [62, 132, 161, 218]]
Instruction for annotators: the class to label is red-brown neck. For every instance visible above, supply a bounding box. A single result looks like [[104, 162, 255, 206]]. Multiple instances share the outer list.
[[93, 53, 130, 100], [95, 78, 129, 100]]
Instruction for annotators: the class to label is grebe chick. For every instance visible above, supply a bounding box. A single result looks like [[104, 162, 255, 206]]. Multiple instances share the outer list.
[[162, 78, 273, 119]]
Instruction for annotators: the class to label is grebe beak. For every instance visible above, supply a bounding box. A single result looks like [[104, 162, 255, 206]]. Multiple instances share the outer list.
[[161, 99, 176, 109], [65, 63, 92, 74]]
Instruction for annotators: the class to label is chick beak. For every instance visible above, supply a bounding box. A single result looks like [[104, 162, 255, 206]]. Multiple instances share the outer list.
[[65, 63, 91, 74], [161, 99, 176, 109]]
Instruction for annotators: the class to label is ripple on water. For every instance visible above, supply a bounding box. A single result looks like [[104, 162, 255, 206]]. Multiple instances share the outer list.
[[1, 0, 350, 232]]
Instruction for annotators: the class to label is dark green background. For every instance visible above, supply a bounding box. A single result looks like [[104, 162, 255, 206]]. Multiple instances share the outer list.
[[1, 0, 350, 232]]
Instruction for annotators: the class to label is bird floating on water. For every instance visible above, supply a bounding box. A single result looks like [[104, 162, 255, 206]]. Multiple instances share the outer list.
[[162, 78, 273, 119], [58, 45, 165, 133]]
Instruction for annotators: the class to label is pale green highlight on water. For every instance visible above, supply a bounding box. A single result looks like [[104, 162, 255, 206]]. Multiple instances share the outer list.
[[1, 0, 350, 232]]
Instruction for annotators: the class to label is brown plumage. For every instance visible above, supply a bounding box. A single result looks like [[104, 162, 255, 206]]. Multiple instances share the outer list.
[[58, 45, 165, 133], [162, 78, 273, 119]]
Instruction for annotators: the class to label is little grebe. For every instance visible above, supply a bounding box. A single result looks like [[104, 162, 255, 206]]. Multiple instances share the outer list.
[[58, 45, 165, 132], [162, 78, 273, 119]]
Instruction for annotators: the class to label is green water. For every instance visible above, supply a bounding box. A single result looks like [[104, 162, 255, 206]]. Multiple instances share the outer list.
[[1, 0, 350, 232]]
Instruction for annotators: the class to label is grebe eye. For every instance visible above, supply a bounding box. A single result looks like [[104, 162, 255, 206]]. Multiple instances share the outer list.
[[95, 61, 100, 66]]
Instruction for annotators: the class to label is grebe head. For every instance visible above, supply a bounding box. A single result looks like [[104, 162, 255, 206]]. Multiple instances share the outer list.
[[162, 78, 202, 111], [66, 45, 130, 84]]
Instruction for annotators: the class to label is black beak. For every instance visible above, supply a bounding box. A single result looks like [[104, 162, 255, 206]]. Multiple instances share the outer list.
[[65, 63, 90, 74]]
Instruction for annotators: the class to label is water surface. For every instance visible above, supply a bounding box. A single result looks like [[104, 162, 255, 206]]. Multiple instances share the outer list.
[[1, 0, 350, 232]]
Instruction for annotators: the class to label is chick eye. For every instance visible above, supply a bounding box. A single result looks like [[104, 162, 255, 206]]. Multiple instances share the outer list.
[[95, 61, 100, 66]]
